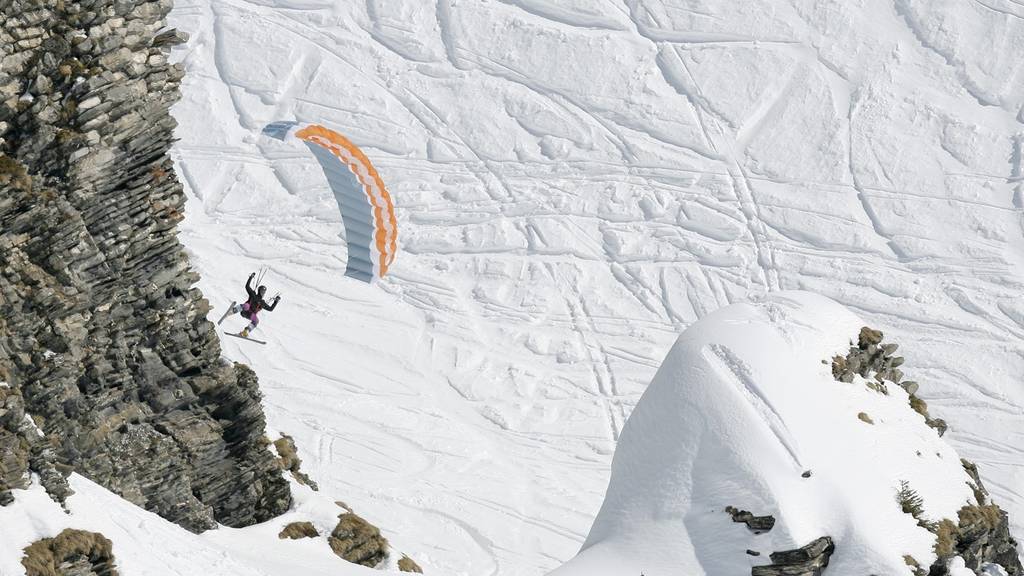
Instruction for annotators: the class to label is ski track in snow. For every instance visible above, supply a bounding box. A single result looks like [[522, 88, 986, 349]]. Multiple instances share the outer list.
[[167, 0, 1024, 573], [705, 343, 804, 470]]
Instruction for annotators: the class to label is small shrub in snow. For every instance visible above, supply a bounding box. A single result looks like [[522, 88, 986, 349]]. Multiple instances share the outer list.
[[22, 528, 117, 576], [273, 434, 319, 491], [958, 503, 1003, 530], [278, 521, 318, 539], [0, 155, 31, 191], [909, 395, 929, 418], [904, 554, 927, 576], [857, 412, 874, 425], [934, 518, 958, 559], [896, 480, 930, 528], [328, 512, 389, 567], [398, 554, 423, 573], [859, 326, 883, 347]]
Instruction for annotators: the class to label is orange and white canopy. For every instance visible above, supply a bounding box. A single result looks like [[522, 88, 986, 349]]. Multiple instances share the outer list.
[[263, 121, 397, 282]]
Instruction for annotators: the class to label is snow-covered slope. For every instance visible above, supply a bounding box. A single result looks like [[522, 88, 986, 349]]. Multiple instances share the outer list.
[[0, 475, 383, 576], [549, 291, 988, 575], [166, 0, 1024, 574]]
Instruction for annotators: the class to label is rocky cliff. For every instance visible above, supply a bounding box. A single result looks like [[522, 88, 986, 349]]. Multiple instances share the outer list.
[[0, 0, 290, 531]]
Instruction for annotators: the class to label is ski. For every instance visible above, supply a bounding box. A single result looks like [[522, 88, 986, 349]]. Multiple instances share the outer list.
[[223, 331, 267, 345], [217, 301, 237, 325]]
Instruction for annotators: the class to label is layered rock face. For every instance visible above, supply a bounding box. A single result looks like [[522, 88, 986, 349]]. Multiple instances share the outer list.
[[0, 0, 290, 531]]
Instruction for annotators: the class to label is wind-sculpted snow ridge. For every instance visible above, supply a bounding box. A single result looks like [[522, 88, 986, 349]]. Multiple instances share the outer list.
[[550, 292, 1019, 576], [168, 0, 1024, 573]]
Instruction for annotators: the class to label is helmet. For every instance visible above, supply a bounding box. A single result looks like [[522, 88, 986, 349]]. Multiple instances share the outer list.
[[257, 285, 267, 295]]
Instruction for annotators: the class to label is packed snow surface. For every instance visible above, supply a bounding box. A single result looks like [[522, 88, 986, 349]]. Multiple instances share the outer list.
[[0, 475, 386, 576], [551, 291, 978, 575], [159, 0, 1024, 574]]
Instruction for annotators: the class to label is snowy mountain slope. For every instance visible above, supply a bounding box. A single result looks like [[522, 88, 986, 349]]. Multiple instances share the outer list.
[[549, 291, 1004, 575], [0, 475, 387, 576], [167, 0, 1024, 573]]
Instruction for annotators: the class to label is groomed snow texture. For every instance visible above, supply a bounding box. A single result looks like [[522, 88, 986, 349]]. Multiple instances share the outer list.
[[159, 0, 1024, 574]]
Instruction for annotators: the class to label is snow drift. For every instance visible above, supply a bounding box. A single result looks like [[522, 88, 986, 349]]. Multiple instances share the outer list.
[[551, 291, 998, 576]]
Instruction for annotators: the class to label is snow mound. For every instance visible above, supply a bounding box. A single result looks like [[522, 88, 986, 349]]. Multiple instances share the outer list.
[[551, 291, 978, 576]]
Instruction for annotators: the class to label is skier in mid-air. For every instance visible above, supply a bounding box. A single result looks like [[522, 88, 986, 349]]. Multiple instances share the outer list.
[[220, 271, 281, 339]]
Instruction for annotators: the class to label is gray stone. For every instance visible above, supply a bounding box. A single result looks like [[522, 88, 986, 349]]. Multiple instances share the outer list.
[[927, 417, 948, 437], [0, 0, 289, 529], [151, 28, 188, 47], [78, 96, 102, 110], [751, 536, 834, 576], [726, 505, 776, 533], [901, 380, 920, 396]]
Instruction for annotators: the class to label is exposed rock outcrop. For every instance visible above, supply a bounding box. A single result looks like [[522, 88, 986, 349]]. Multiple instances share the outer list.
[[928, 502, 1021, 576], [835, 328, 1021, 576], [0, 371, 72, 507], [831, 327, 946, 435], [22, 528, 117, 576], [725, 505, 776, 533], [751, 536, 834, 576], [0, 382, 33, 504], [0, 0, 289, 531]]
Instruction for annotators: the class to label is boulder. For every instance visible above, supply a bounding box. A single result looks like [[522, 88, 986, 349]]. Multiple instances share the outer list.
[[751, 536, 835, 576], [726, 506, 776, 533]]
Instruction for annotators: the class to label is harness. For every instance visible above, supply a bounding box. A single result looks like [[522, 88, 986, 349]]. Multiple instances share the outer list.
[[242, 295, 265, 318], [248, 296, 265, 313]]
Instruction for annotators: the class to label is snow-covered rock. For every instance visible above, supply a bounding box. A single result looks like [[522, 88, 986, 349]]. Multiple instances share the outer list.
[[551, 292, 1015, 576]]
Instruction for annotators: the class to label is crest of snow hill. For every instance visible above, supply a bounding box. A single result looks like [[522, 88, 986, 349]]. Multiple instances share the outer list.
[[0, 0, 419, 573], [551, 293, 1022, 576]]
